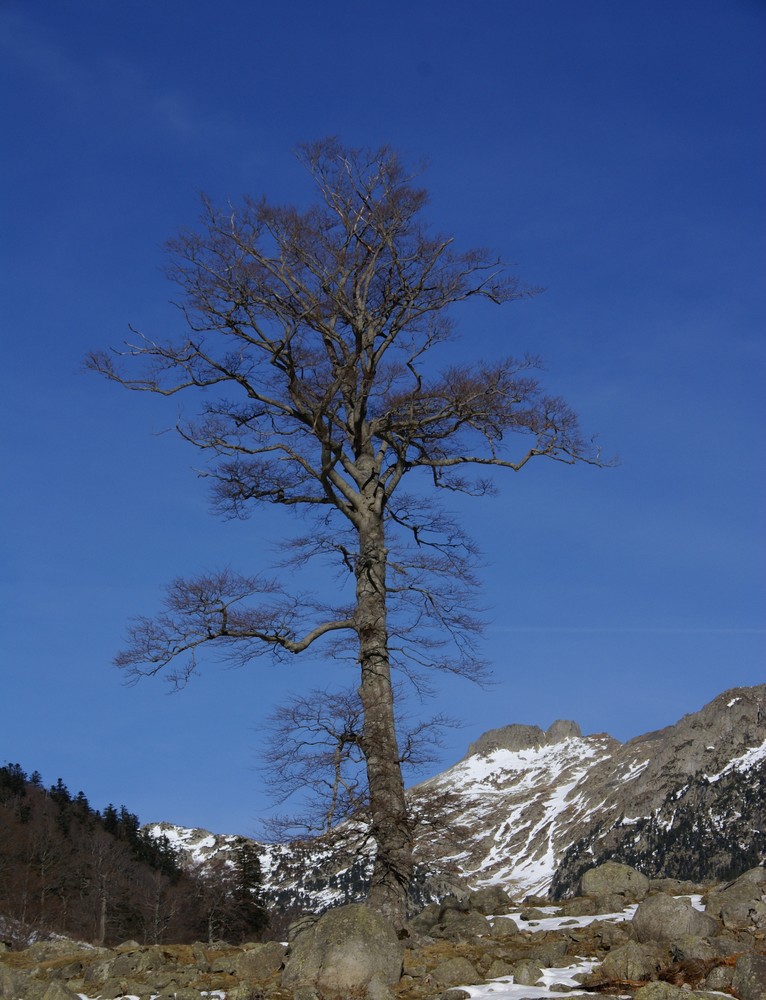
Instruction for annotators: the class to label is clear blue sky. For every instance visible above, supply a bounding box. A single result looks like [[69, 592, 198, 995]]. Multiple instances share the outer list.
[[1, 0, 764, 836]]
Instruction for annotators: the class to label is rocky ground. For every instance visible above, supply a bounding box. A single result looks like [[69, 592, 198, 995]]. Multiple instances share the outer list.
[[1, 862, 764, 1000]]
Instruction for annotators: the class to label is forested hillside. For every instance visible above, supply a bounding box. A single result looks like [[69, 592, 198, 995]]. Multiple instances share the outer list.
[[0, 763, 268, 947]]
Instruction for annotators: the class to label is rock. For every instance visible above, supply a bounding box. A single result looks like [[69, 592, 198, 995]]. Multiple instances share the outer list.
[[407, 901, 441, 934], [521, 906, 550, 920], [433, 909, 492, 941], [633, 893, 720, 942], [512, 959, 544, 985], [281, 903, 402, 998], [599, 940, 665, 981], [22, 940, 85, 962], [581, 861, 650, 901], [704, 964, 734, 990], [650, 879, 704, 895], [438, 893, 471, 918], [470, 884, 514, 914], [732, 953, 766, 1000], [559, 897, 597, 916], [115, 938, 142, 950], [528, 939, 569, 966], [0, 968, 81, 1000], [490, 915, 520, 936], [670, 936, 718, 961], [547, 720, 583, 742], [733, 865, 766, 886], [595, 921, 631, 947], [230, 939, 286, 980], [431, 956, 481, 987], [486, 958, 515, 977], [633, 982, 694, 1000], [706, 868, 766, 930], [466, 723, 547, 756], [593, 892, 635, 914]]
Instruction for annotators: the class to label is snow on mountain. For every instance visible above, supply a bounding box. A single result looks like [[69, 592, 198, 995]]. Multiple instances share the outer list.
[[144, 683, 766, 913], [415, 733, 616, 895]]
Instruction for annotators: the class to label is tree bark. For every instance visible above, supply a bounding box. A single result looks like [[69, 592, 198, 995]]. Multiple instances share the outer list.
[[355, 493, 413, 927]]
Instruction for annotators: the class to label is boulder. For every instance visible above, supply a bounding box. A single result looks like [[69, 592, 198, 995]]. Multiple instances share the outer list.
[[512, 959, 544, 985], [633, 983, 694, 1000], [599, 940, 665, 981], [594, 891, 637, 914], [704, 964, 734, 991], [486, 958, 515, 978], [670, 936, 718, 961], [581, 861, 650, 901], [490, 915, 520, 936], [732, 953, 766, 1000], [22, 940, 85, 963], [528, 939, 569, 966], [431, 956, 481, 988], [433, 909, 492, 941], [230, 940, 286, 981], [281, 903, 402, 998], [649, 879, 704, 895], [706, 868, 766, 930], [470, 884, 514, 914], [0, 967, 80, 1000], [632, 893, 719, 943], [559, 896, 597, 916]]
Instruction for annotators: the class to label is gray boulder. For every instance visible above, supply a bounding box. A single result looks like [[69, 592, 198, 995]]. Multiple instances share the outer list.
[[0, 967, 80, 1000], [599, 940, 665, 981], [527, 939, 569, 966], [281, 903, 402, 998], [558, 896, 597, 916], [633, 983, 693, 1000], [706, 867, 766, 930], [490, 915, 520, 936], [732, 953, 766, 1000], [512, 959, 544, 985], [232, 940, 286, 980], [433, 909, 492, 941], [431, 956, 481, 988], [581, 861, 650, 901], [470, 884, 514, 914], [632, 893, 719, 943], [704, 964, 734, 990], [486, 958, 515, 978]]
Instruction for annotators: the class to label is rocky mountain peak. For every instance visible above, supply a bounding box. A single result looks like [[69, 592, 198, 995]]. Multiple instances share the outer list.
[[464, 718, 585, 757]]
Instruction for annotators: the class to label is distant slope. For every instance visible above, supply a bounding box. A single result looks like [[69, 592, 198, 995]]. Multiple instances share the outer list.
[[145, 684, 766, 912]]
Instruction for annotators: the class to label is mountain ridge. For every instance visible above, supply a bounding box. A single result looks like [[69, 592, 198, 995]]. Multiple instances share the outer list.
[[145, 683, 766, 913]]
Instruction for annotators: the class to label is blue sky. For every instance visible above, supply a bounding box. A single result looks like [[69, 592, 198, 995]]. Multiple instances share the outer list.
[[1, 0, 764, 836]]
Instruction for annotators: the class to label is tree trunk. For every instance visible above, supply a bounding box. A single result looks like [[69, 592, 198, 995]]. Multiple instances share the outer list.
[[355, 501, 413, 927], [98, 881, 107, 947]]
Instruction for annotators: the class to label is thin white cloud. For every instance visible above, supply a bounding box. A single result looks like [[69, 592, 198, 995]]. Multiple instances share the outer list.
[[1, 5, 199, 139]]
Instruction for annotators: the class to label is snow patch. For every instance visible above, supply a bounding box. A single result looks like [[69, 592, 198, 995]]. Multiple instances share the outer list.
[[706, 737, 766, 781]]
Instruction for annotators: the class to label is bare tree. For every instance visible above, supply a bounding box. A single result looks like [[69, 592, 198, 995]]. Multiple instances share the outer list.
[[262, 685, 457, 840], [87, 138, 603, 925]]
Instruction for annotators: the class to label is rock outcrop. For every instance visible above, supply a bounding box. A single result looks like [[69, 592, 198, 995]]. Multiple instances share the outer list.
[[281, 903, 402, 998]]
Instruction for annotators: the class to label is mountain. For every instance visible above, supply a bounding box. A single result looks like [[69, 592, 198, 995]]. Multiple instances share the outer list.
[[145, 684, 766, 913]]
